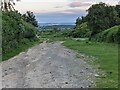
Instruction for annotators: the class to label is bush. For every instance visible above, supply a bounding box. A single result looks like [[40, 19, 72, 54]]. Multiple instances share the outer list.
[[23, 21, 37, 39], [2, 11, 37, 54], [94, 26, 119, 43], [67, 22, 90, 38]]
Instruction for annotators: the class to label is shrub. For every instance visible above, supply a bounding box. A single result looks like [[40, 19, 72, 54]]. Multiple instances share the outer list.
[[68, 22, 90, 38], [2, 11, 37, 54], [95, 26, 119, 43]]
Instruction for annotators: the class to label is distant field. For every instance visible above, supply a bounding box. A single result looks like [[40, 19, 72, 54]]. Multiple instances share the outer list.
[[63, 39, 118, 88]]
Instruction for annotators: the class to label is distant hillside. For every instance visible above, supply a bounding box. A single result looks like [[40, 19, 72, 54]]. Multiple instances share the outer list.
[[38, 23, 75, 30], [40, 25, 75, 30], [39, 23, 75, 26]]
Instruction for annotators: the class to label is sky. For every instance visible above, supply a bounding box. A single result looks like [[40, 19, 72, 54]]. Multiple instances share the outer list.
[[15, 0, 120, 23]]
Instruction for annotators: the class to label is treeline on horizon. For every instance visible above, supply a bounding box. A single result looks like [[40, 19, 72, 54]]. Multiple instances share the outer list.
[[70, 2, 120, 43]]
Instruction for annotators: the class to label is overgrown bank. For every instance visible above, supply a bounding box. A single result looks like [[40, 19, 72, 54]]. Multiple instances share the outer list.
[[2, 11, 39, 61], [93, 26, 120, 43]]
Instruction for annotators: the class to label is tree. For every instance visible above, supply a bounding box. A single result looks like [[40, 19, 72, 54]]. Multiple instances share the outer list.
[[75, 22, 90, 38], [115, 5, 120, 25], [22, 11, 38, 27], [86, 2, 119, 36], [1, 0, 20, 11], [115, 5, 120, 18], [2, 11, 37, 54], [75, 17, 82, 29]]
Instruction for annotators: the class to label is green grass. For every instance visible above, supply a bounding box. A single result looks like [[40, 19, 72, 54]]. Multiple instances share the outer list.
[[2, 39, 43, 61], [95, 26, 119, 43], [63, 39, 118, 88]]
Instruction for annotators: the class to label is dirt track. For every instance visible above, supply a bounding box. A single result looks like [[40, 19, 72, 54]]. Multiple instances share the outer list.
[[1, 41, 97, 88]]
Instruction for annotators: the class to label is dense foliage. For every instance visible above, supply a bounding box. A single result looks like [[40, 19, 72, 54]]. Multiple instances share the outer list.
[[73, 22, 90, 38], [22, 11, 38, 27], [87, 3, 120, 35], [2, 11, 38, 54], [94, 26, 119, 43], [74, 2, 120, 43], [115, 5, 120, 18]]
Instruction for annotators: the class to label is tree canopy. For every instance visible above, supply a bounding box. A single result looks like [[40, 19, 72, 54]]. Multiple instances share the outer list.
[[75, 2, 120, 37], [22, 11, 38, 27], [1, 0, 20, 11]]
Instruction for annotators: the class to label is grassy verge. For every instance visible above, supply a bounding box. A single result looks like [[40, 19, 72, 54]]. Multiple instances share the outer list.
[[63, 39, 118, 88], [2, 39, 43, 61]]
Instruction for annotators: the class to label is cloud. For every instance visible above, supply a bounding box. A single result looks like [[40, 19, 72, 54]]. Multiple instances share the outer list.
[[35, 9, 86, 23], [54, 6, 63, 8], [118, 1, 120, 4], [69, 1, 92, 8], [35, 8, 87, 18], [61, 11, 75, 14], [19, 0, 69, 2], [62, 8, 87, 15]]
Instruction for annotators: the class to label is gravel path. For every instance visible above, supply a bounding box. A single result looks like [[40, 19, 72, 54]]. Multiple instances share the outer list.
[[1, 41, 97, 88]]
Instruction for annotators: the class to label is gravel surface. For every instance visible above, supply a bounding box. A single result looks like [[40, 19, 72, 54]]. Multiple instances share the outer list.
[[1, 41, 97, 88]]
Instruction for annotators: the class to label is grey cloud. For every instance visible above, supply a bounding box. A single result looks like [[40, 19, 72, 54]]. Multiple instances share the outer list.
[[69, 2, 92, 8], [118, 1, 120, 4], [54, 6, 63, 8]]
